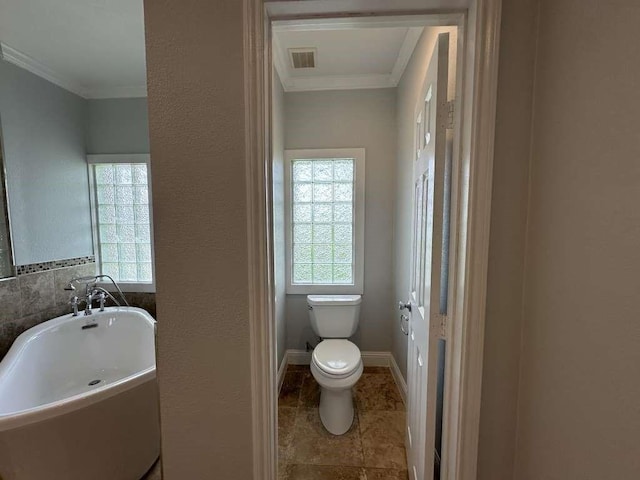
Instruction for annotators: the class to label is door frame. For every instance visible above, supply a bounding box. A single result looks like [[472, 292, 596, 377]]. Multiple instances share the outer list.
[[243, 1, 502, 479]]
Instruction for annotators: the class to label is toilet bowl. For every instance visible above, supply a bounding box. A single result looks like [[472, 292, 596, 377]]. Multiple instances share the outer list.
[[310, 339, 363, 435], [307, 295, 362, 435]]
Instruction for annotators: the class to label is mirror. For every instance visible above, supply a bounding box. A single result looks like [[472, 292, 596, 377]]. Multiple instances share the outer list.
[[0, 56, 94, 269], [0, 0, 149, 274]]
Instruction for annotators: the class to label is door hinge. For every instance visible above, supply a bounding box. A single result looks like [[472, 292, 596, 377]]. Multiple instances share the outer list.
[[438, 314, 448, 338], [447, 100, 455, 129]]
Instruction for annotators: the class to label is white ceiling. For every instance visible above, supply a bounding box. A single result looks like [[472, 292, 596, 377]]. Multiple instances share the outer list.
[[0, 0, 147, 98], [273, 25, 424, 92]]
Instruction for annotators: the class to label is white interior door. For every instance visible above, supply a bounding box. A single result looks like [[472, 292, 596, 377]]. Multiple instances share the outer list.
[[402, 32, 450, 480]]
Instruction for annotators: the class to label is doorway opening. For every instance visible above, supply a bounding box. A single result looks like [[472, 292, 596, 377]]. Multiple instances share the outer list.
[[270, 14, 462, 480]]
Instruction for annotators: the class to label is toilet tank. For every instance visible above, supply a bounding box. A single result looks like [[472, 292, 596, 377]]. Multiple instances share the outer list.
[[307, 295, 362, 338]]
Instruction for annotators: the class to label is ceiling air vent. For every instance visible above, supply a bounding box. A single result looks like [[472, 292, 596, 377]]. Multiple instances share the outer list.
[[289, 48, 316, 69]]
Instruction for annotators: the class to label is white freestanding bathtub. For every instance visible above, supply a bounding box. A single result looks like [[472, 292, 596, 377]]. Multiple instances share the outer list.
[[0, 307, 160, 480]]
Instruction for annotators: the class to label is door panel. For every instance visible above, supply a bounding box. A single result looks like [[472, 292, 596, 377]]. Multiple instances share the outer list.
[[404, 32, 450, 480]]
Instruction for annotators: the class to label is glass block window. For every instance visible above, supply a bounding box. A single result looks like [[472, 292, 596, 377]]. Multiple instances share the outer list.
[[92, 163, 153, 284], [290, 158, 355, 285]]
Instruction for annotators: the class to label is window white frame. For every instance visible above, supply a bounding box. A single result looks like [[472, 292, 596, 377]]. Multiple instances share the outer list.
[[284, 148, 365, 294], [87, 153, 156, 293]]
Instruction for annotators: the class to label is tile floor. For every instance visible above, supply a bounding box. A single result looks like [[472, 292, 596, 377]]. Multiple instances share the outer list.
[[279, 365, 408, 480]]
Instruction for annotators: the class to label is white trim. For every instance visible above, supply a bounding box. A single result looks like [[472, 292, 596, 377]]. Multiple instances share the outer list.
[[0, 42, 147, 99], [284, 148, 365, 295], [271, 14, 463, 31], [390, 353, 408, 404], [286, 349, 312, 365], [389, 27, 424, 86], [87, 154, 151, 165], [0, 42, 85, 98], [272, 35, 293, 90], [444, 2, 502, 479], [250, 3, 502, 479], [359, 351, 392, 367], [284, 74, 394, 92], [103, 282, 155, 294], [245, 1, 277, 480], [277, 353, 288, 394]]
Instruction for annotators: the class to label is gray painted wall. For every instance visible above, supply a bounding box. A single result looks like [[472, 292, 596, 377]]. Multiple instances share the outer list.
[[514, 1, 640, 478], [284, 88, 397, 352], [273, 71, 286, 367], [0, 59, 92, 265], [87, 98, 150, 154]]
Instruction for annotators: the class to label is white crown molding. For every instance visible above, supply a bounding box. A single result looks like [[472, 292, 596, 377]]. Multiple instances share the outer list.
[[0, 42, 86, 97], [389, 27, 424, 86], [271, 14, 463, 31], [0, 42, 148, 99], [284, 74, 395, 92], [84, 85, 148, 99], [272, 35, 293, 90], [272, 24, 425, 93]]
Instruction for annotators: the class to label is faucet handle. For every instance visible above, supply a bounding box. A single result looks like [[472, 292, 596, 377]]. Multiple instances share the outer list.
[[69, 295, 81, 317]]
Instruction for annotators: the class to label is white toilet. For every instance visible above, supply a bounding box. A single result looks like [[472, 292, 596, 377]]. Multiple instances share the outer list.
[[307, 294, 363, 435]]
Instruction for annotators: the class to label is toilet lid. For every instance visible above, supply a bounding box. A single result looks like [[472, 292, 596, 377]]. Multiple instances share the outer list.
[[312, 339, 361, 377]]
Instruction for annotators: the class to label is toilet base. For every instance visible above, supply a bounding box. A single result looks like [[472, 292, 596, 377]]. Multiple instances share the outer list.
[[318, 387, 355, 435]]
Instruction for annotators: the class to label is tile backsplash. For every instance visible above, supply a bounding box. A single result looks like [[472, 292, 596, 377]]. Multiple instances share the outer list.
[[0, 261, 156, 360]]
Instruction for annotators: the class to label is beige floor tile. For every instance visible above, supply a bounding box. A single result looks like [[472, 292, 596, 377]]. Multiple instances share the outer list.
[[280, 370, 305, 407], [279, 461, 291, 480], [364, 467, 409, 480], [359, 410, 406, 445], [290, 408, 364, 467], [354, 374, 404, 412], [278, 361, 408, 473], [279, 406, 298, 463], [360, 411, 407, 470], [362, 443, 407, 470], [299, 372, 321, 408], [284, 464, 366, 480]]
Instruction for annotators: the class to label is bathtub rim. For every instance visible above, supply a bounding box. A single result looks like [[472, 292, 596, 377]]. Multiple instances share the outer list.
[[0, 306, 156, 432]]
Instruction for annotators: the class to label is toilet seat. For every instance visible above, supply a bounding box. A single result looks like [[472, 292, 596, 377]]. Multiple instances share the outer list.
[[312, 339, 361, 378]]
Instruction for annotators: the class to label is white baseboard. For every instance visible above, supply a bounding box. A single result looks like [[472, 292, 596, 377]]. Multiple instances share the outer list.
[[277, 352, 288, 394], [389, 353, 408, 405], [361, 351, 393, 367], [286, 349, 311, 365], [282, 348, 408, 404]]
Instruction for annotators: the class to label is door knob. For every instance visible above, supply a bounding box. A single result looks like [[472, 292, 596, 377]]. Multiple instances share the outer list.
[[398, 301, 412, 312]]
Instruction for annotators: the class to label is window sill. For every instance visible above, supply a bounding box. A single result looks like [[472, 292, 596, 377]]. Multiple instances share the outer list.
[[98, 281, 156, 294]]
